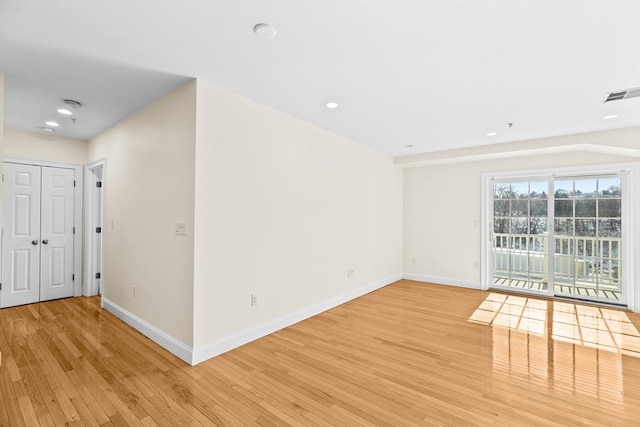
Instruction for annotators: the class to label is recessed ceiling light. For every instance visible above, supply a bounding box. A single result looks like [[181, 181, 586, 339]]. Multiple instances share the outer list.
[[253, 23, 277, 38], [57, 108, 73, 115], [45, 121, 60, 127], [38, 127, 55, 132], [326, 102, 339, 109], [486, 132, 497, 136], [603, 114, 618, 120]]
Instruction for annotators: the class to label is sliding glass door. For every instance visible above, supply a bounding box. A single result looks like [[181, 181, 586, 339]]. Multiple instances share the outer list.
[[492, 180, 550, 293], [553, 176, 622, 301], [490, 174, 624, 305]]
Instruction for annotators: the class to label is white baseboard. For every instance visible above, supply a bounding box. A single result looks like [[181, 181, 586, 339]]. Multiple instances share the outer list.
[[102, 298, 194, 365], [192, 273, 403, 365], [403, 273, 481, 290]]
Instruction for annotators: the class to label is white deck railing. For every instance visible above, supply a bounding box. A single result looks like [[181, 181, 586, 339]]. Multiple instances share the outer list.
[[493, 233, 622, 289]]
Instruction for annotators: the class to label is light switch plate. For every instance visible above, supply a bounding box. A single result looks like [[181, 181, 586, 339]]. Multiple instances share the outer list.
[[175, 222, 187, 236]]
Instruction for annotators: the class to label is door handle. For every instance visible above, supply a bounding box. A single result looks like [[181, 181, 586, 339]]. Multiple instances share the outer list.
[[32, 240, 39, 245], [42, 239, 49, 245]]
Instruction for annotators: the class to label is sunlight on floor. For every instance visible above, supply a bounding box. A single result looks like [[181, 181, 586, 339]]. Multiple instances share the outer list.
[[469, 293, 640, 357]]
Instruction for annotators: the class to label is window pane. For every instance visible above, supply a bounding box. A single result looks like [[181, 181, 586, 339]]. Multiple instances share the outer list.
[[494, 183, 512, 199], [511, 218, 528, 234], [511, 182, 529, 199], [494, 218, 510, 234], [598, 219, 621, 238], [529, 182, 548, 199], [494, 200, 509, 216], [575, 199, 596, 217], [530, 200, 547, 217], [555, 219, 574, 235], [555, 180, 573, 198], [574, 179, 597, 198], [598, 199, 621, 218], [555, 200, 573, 217], [598, 177, 621, 197], [529, 218, 547, 234], [575, 219, 596, 237], [511, 200, 529, 217]]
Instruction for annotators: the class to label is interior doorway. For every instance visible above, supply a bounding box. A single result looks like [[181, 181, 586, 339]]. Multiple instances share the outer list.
[[84, 159, 105, 296]]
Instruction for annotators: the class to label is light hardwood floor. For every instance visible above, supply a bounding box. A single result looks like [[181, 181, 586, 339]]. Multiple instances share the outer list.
[[1, 280, 639, 426]]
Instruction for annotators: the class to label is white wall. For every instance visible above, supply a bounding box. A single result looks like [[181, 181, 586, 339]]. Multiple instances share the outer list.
[[402, 128, 640, 292], [88, 81, 197, 348], [192, 81, 403, 357], [3, 128, 87, 165]]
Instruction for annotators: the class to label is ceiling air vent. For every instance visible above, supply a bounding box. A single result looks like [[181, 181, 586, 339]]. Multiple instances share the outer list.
[[604, 87, 640, 103]]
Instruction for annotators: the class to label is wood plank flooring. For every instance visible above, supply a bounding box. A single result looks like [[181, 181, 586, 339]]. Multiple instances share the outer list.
[[1, 280, 639, 426]]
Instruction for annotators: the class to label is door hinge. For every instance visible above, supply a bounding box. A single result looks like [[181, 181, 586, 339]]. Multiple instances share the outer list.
[[74, 180, 76, 187], [96, 273, 101, 279], [72, 274, 75, 281], [96, 181, 102, 188], [0, 282, 2, 290], [96, 227, 102, 233], [73, 226, 76, 234]]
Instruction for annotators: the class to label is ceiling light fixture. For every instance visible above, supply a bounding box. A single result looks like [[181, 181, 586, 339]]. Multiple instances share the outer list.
[[57, 108, 73, 115], [603, 114, 618, 120], [38, 127, 55, 132], [326, 102, 339, 109], [486, 132, 497, 136], [253, 23, 277, 38], [45, 121, 60, 127]]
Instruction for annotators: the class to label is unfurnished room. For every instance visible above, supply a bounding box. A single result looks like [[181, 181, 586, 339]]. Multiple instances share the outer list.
[[0, 1, 639, 425]]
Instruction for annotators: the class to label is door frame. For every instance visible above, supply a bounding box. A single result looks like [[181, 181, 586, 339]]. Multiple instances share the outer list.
[[481, 161, 640, 313], [2, 157, 83, 300], [84, 158, 106, 297]]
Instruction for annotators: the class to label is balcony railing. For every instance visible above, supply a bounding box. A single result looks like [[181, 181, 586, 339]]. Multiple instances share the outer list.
[[492, 233, 622, 299]]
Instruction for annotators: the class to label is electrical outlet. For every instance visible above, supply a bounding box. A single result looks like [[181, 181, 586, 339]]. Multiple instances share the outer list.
[[251, 294, 258, 306], [133, 285, 137, 297], [474, 262, 479, 269], [411, 257, 416, 265], [346, 269, 355, 279]]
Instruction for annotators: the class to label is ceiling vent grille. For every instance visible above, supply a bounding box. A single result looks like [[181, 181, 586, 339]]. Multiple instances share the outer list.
[[604, 87, 640, 103]]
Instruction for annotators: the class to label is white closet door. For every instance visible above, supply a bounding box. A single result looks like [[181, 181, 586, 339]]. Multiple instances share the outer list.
[[1, 163, 42, 308], [39, 167, 75, 302]]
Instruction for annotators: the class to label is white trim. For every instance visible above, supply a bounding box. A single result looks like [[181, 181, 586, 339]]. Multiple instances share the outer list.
[[622, 163, 640, 312], [403, 273, 481, 290], [84, 158, 106, 296], [3, 156, 83, 297], [102, 297, 194, 364], [480, 176, 492, 291], [397, 144, 640, 168], [192, 273, 403, 365]]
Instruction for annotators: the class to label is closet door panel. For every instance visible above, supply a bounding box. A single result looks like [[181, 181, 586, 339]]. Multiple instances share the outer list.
[[1, 163, 42, 308]]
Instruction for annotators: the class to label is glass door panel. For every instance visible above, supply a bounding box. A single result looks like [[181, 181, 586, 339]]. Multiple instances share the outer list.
[[492, 180, 549, 293], [553, 177, 622, 303]]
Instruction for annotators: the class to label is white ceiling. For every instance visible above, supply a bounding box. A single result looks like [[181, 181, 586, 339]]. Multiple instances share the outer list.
[[1, 0, 639, 156]]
